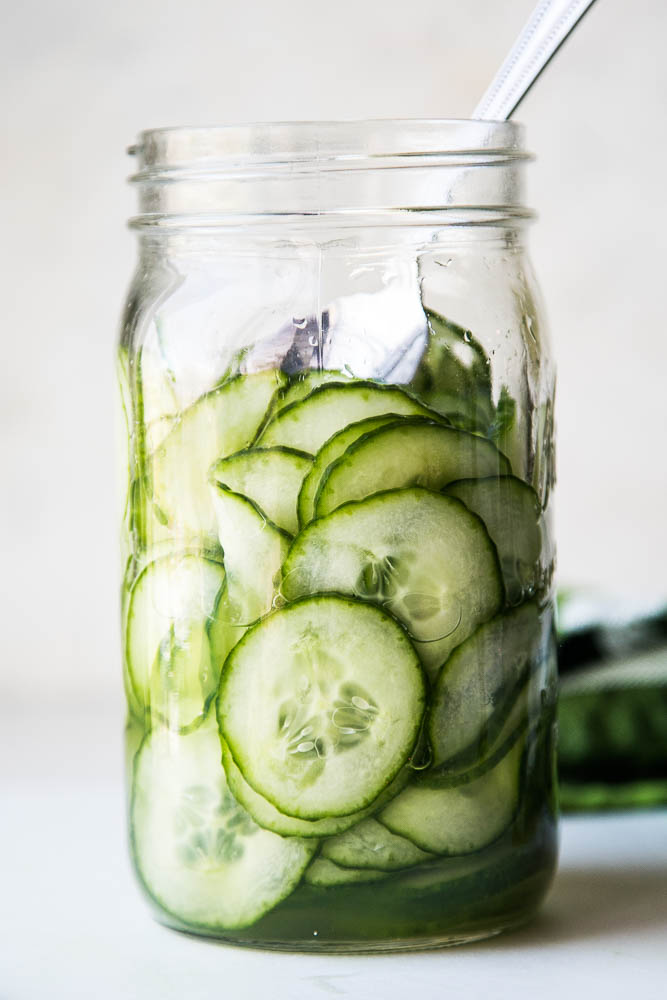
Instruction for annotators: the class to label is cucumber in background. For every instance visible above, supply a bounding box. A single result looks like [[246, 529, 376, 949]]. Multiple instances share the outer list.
[[557, 590, 667, 810]]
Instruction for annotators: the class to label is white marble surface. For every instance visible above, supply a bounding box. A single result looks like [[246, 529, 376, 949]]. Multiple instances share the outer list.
[[1, 708, 666, 999]]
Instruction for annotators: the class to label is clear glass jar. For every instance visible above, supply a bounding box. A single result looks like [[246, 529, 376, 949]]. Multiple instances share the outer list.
[[118, 121, 558, 951]]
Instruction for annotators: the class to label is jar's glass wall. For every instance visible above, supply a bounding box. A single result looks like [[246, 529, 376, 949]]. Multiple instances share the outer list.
[[118, 123, 557, 951]]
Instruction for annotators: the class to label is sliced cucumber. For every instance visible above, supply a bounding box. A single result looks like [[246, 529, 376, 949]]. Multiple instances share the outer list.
[[257, 381, 438, 454], [116, 347, 132, 538], [222, 741, 410, 839], [409, 310, 495, 433], [445, 476, 543, 605], [304, 858, 389, 887], [380, 738, 524, 855], [420, 704, 528, 790], [149, 371, 285, 544], [131, 719, 316, 930], [314, 418, 510, 519], [211, 483, 290, 627], [218, 596, 426, 820], [149, 620, 218, 734], [211, 447, 312, 536], [125, 552, 232, 728], [427, 603, 543, 769], [321, 818, 434, 871], [145, 414, 178, 452], [282, 488, 504, 679], [297, 414, 400, 527], [275, 370, 348, 413]]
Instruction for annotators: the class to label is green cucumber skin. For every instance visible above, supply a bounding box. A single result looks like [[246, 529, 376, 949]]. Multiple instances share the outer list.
[[304, 858, 390, 887], [222, 738, 412, 839], [313, 417, 511, 520], [444, 475, 545, 606], [257, 380, 446, 454], [297, 414, 402, 528], [379, 737, 525, 856], [321, 817, 435, 872], [426, 602, 544, 770]]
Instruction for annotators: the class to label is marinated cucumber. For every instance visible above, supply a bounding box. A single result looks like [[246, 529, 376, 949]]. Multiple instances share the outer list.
[[125, 552, 232, 728], [133, 343, 180, 429], [221, 740, 410, 839], [211, 483, 290, 627], [149, 620, 216, 734], [427, 603, 543, 769], [149, 371, 285, 544], [297, 414, 401, 527], [121, 355, 554, 942], [211, 447, 312, 536], [314, 419, 510, 519], [380, 737, 524, 855], [304, 858, 389, 887], [218, 596, 426, 820], [257, 381, 439, 454], [274, 370, 349, 413], [321, 818, 434, 871], [145, 414, 178, 452], [409, 310, 495, 434], [445, 476, 543, 605], [116, 347, 132, 538], [131, 719, 316, 930], [420, 694, 528, 790], [282, 488, 504, 679]]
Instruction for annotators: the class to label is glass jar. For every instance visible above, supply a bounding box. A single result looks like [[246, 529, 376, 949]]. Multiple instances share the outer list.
[[118, 121, 558, 951]]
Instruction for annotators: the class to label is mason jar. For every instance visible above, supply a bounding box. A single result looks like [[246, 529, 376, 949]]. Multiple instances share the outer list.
[[117, 121, 558, 950]]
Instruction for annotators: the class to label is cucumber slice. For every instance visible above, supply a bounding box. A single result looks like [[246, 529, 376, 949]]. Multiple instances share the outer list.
[[427, 603, 543, 769], [379, 738, 524, 855], [211, 483, 290, 627], [257, 381, 438, 454], [282, 488, 504, 679], [321, 818, 434, 871], [125, 552, 232, 728], [445, 476, 543, 605], [149, 620, 217, 734], [221, 741, 410, 839], [145, 414, 178, 452], [275, 370, 349, 413], [211, 447, 312, 536], [218, 596, 426, 820], [131, 719, 316, 930], [420, 704, 528, 790], [297, 414, 400, 528], [304, 858, 389, 887], [410, 310, 495, 434], [116, 347, 132, 538], [314, 418, 510, 519], [149, 371, 285, 544]]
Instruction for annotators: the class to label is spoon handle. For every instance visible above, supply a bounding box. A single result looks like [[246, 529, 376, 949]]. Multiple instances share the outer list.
[[473, 0, 600, 121]]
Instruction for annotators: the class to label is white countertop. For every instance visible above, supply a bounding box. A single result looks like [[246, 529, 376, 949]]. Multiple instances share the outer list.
[[2, 707, 666, 1000]]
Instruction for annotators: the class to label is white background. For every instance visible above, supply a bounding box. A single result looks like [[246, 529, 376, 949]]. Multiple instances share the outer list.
[[2, 0, 667, 706]]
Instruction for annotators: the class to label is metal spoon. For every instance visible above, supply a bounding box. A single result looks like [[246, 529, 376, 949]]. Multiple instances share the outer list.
[[474, 0, 601, 121]]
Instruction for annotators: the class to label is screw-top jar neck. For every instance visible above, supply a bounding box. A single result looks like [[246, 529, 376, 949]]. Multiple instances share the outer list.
[[128, 120, 533, 233]]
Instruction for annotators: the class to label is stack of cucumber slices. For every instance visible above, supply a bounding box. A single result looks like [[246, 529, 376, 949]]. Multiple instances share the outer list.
[[121, 360, 554, 933]]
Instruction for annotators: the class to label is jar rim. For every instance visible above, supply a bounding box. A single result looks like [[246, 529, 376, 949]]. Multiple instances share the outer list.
[[129, 119, 529, 177], [128, 120, 532, 230]]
